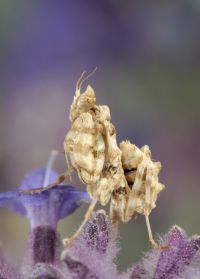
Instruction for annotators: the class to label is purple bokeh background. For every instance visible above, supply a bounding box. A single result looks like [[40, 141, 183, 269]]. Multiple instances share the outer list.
[[0, 0, 200, 270]]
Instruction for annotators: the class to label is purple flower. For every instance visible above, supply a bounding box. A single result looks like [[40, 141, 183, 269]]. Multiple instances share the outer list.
[[126, 226, 200, 279], [1, 154, 200, 278], [63, 210, 119, 279], [0, 152, 91, 278], [0, 250, 20, 279], [0, 155, 90, 229]]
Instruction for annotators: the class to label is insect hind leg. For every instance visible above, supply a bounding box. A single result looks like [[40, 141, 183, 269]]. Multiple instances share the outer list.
[[124, 164, 145, 222], [144, 168, 169, 250], [63, 198, 98, 246]]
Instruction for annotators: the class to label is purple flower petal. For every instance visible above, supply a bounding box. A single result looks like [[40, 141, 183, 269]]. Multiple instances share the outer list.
[[19, 167, 58, 191], [127, 263, 150, 279], [0, 250, 20, 279], [63, 210, 119, 279], [125, 246, 160, 279], [127, 226, 200, 279], [0, 168, 90, 228], [64, 255, 97, 279], [57, 187, 90, 220], [82, 209, 110, 254], [0, 155, 91, 278], [28, 262, 71, 279], [154, 226, 200, 279], [178, 249, 200, 279], [0, 191, 26, 215]]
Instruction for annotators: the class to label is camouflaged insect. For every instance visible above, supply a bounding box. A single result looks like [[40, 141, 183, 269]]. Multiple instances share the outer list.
[[20, 71, 166, 249], [111, 140, 165, 248], [112, 140, 165, 222], [64, 74, 127, 208], [64, 73, 165, 249]]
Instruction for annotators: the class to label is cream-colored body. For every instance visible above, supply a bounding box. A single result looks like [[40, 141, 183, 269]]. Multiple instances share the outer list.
[[110, 141, 164, 225], [64, 73, 166, 248], [64, 84, 128, 207]]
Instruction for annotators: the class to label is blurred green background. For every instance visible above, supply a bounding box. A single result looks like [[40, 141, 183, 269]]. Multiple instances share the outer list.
[[0, 0, 200, 271]]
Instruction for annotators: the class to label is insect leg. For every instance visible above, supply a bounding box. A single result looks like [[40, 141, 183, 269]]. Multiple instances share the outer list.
[[110, 188, 127, 225], [63, 198, 98, 246], [144, 168, 168, 249], [130, 164, 145, 194], [65, 154, 74, 181], [110, 200, 120, 226], [19, 173, 67, 194], [110, 200, 121, 236], [144, 167, 159, 248], [124, 164, 145, 221], [19, 151, 73, 194]]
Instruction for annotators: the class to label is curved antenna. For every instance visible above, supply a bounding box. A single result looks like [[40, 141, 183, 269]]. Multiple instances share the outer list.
[[75, 67, 97, 97], [75, 71, 86, 97]]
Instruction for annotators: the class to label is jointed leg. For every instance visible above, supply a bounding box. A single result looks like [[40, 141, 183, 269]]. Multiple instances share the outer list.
[[19, 151, 73, 194], [145, 214, 161, 249], [130, 164, 146, 193], [110, 186, 127, 225], [144, 167, 159, 248], [110, 202, 120, 228], [20, 173, 67, 194], [124, 164, 146, 221], [65, 154, 74, 181], [145, 214, 169, 249], [109, 202, 121, 239], [63, 198, 98, 246], [97, 177, 115, 206], [144, 168, 169, 249]]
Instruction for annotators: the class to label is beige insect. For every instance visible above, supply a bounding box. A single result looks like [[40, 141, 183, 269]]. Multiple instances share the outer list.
[[20, 71, 166, 249], [63, 72, 165, 249], [111, 140, 165, 248], [63, 72, 129, 244]]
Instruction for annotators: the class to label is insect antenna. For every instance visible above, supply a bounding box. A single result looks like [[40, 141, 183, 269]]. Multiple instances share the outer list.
[[75, 67, 97, 97], [75, 71, 86, 97]]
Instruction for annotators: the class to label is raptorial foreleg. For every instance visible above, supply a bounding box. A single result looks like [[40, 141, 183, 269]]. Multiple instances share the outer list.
[[20, 151, 73, 194]]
